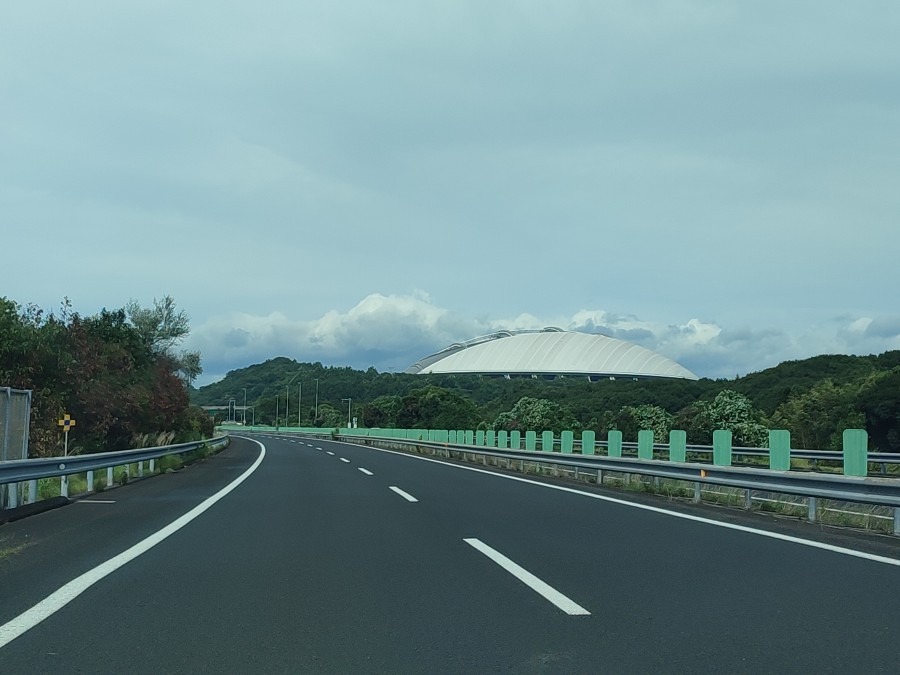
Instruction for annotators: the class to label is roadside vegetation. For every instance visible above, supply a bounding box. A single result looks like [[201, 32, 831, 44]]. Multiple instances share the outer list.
[[196, 351, 900, 452], [0, 295, 214, 458]]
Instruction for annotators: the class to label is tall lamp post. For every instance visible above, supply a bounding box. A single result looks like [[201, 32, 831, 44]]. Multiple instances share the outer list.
[[341, 398, 352, 429], [314, 379, 319, 426], [298, 382, 302, 426], [275, 394, 279, 428], [242, 388, 247, 425]]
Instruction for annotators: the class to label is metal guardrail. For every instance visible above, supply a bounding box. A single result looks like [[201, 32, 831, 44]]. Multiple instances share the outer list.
[[0, 436, 229, 509], [310, 432, 900, 535]]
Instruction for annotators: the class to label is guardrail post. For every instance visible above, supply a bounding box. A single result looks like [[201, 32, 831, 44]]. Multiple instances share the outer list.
[[525, 431, 537, 451], [138, 461, 144, 478], [510, 430, 522, 450], [669, 430, 686, 462], [638, 430, 653, 460], [27, 479, 37, 505], [61, 475, 68, 498], [86, 470, 94, 493], [581, 430, 596, 455], [8, 483, 18, 509], [713, 430, 733, 467], [561, 431, 574, 454], [894, 508, 900, 537], [808, 496, 817, 523], [498, 430, 509, 449], [608, 430, 623, 458], [842, 429, 868, 477], [107, 466, 114, 487], [541, 431, 554, 453], [149, 459, 155, 473], [769, 430, 791, 471]]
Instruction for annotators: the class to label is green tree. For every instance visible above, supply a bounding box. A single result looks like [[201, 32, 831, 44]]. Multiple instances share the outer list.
[[493, 396, 579, 434], [676, 390, 768, 447], [612, 404, 674, 440], [362, 395, 403, 428], [856, 370, 900, 451], [397, 385, 479, 429], [770, 379, 864, 450]]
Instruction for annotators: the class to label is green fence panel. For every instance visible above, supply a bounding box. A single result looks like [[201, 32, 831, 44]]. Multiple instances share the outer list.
[[581, 430, 596, 455], [510, 430, 522, 450], [638, 430, 654, 460], [449, 430, 457, 444], [525, 431, 537, 451], [435, 430, 449, 443], [669, 430, 686, 463], [486, 430, 496, 447], [465, 430, 475, 445], [561, 430, 574, 454], [843, 429, 868, 477], [476, 430, 486, 446], [713, 429, 733, 467], [608, 430, 623, 458], [769, 430, 791, 471], [497, 430, 509, 448], [541, 431, 554, 452]]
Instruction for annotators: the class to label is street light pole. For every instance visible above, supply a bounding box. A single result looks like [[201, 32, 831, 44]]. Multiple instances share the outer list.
[[314, 379, 319, 426], [275, 394, 279, 428], [342, 398, 352, 429], [298, 382, 302, 426], [285, 386, 289, 427], [242, 388, 247, 425]]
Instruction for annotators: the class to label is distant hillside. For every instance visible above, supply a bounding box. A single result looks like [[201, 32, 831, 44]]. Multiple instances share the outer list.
[[194, 351, 900, 451]]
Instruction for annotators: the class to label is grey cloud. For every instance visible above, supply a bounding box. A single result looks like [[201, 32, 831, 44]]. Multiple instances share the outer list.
[[865, 317, 900, 339]]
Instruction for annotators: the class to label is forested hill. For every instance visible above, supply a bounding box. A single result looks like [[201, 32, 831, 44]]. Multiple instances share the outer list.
[[194, 350, 900, 452]]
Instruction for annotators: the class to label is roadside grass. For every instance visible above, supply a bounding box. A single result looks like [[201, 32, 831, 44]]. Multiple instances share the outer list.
[[20, 438, 228, 503], [0, 538, 30, 562]]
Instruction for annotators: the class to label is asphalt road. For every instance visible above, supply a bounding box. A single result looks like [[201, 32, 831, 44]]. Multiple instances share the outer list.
[[1, 433, 899, 673]]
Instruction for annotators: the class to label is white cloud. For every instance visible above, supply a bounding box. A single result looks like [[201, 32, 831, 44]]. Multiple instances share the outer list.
[[187, 293, 900, 386]]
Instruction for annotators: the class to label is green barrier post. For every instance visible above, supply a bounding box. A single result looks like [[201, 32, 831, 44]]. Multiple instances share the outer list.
[[581, 430, 596, 455], [638, 430, 654, 460], [608, 430, 623, 458], [713, 430, 732, 467], [843, 429, 868, 477], [769, 430, 791, 471]]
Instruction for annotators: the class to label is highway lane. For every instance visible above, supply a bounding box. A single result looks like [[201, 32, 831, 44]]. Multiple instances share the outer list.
[[1, 433, 899, 673]]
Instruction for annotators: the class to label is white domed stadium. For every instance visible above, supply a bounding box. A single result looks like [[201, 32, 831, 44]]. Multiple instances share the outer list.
[[405, 328, 698, 381]]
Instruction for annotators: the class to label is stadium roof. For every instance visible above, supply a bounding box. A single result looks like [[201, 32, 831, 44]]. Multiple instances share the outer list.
[[405, 328, 699, 381]]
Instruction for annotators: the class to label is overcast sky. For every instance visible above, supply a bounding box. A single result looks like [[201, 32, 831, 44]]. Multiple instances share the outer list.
[[3, 1, 899, 385]]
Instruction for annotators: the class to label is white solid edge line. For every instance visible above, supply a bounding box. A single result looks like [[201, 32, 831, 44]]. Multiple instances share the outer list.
[[333, 442, 900, 568], [0, 439, 268, 650], [340, 458, 350, 463], [389, 486, 418, 503], [358, 468, 374, 476], [464, 538, 590, 616]]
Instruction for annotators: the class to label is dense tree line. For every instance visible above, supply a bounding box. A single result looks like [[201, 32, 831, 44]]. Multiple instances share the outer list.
[[195, 350, 900, 451], [1, 296, 213, 458]]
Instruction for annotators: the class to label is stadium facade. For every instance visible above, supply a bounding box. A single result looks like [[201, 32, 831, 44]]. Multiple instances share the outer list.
[[405, 328, 698, 381]]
